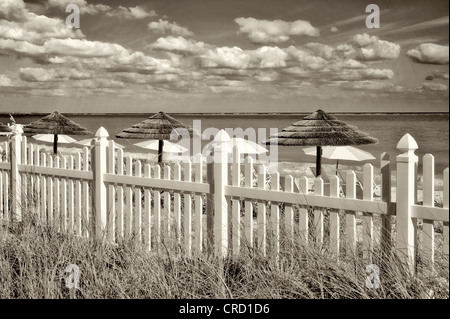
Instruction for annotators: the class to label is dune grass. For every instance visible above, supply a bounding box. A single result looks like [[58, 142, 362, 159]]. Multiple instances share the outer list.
[[0, 210, 448, 299]]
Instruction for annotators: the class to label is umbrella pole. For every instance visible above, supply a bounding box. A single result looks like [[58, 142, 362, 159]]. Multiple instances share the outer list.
[[158, 139, 164, 163], [53, 134, 58, 154], [316, 145, 322, 177], [336, 159, 339, 175]]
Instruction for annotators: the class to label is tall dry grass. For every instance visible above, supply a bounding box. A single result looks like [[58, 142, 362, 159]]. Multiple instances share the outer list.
[[0, 209, 448, 299]]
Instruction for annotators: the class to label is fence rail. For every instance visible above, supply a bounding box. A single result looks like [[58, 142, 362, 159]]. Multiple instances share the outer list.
[[0, 128, 448, 274]]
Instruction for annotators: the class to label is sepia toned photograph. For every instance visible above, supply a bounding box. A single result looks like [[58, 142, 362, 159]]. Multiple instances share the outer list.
[[0, 0, 448, 306]]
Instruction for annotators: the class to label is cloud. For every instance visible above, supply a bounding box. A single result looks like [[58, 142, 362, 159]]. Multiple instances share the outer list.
[[47, 0, 110, 15], [407, 43, 449, 64], [0, 14, 84, 44], [0, 0, 27, 21], [332, 68, 394, 81], [148, 19, 193, 37], [353, 33, 401, 61], [0, 74, 14, 87], [106, 6, 156, 19], [151, 36, 207, 54], [201, 46, 287, 69], [19, 67, 93, 82], [235, 17, 319, 44], [420, 82, 448, 91], [330, 26, 338, 33], [43, 38, 128, 57], [432, 70, 449, 80]]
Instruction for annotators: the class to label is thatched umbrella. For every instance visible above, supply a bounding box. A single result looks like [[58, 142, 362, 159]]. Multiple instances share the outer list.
[[23, 111, 92, 154], [265, 109, 378, 176], [115, 111, 194, 163]]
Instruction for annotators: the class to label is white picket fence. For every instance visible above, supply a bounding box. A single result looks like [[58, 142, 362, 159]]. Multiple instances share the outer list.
[[0, 127, 448, 273]]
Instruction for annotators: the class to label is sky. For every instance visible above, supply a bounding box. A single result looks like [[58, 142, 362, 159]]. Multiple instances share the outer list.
[[0, 0, 448, 113]]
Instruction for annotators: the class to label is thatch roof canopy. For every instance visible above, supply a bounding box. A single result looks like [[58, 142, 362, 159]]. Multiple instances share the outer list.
[[0, 122, 12, 133], [23, 111, 92, 135], [115, 111, 194, 140], [265, 109, 378, 146]]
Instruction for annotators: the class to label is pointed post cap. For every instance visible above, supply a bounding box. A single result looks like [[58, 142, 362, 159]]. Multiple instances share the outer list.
[[213, 129, 231, 143], [396, 133, 418, 153], [95, 127, 109, 139]]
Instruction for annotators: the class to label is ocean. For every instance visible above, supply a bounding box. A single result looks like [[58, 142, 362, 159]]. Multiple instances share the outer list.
[[1, 113, 448, 174]]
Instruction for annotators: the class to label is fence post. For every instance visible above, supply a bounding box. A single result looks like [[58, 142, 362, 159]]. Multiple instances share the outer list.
[[380, 152, 392, 253], [395, 133, 418, 274], [10, 130, 22, 222], [93, 127, 108, 239], [213, 130, 230, 257]]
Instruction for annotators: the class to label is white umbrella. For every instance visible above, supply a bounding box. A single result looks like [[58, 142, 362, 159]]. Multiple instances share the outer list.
[[204, 136, 268, 155], [76, 138, 125, 149], [303, 145, 375, 173], [32, 134, 77, 144], [134, 140, 187, 153]]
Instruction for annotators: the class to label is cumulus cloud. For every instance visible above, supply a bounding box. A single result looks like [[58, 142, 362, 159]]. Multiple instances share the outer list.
[[148, 19, 193, 37], [432, 70, 449, 80], [106, 6, 156, 19], [420, 82, 448, 91], [201, 46, 287, 69], [353, 33, 401, 61], [407, 43, 449, 64], [333, 68, 394, 81], [0, 74, 13, 87], [0, 0, 28, 21], [235, 17, 319, 44], [330, 26, 338, 33], [19, 67, 94, 82], [47, 0, 110, 15], [151, 36, 207, 54]]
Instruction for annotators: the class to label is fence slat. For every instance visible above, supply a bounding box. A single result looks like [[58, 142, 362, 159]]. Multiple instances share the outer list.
[[314, 177, 324, 247], [125, 155, 133, 238], [35, 146, 40, 221], [134, 160, 142, 242], [380, 152, 392, 252], [115, 148, 124, 240], [54, 156, 60, 232], [232, 146, 241, 257], [184, 161, 192, 257], [47, 156, 53, 225], [270, 171, 280, 258], [362, 163, 374, 262], [194, 154, 203, 253], [107, 141, 116, 242], [244, 156, 254, 247], [346, 170, 357, 255], [174, 162, 182, 243], [61, 156, 67, 232], [143, 164, 151, 251], [298, 176, 309, 247], [330, 175, 340, 256], [257, 165, 267, 256], [163, 165, 172, 239], [285, 175, 294, 241], [40, 153, 47, 224], [422, 154, 435, 264], [82, 147, 89, 237], [74, 153, 81, 236], [68, 156, 74, 233], [154, 165, 162, 247]]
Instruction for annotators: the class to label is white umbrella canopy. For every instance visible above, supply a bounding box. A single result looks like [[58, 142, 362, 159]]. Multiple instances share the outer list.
[[76, 138, 125, 149], [32, 134, 77, 144], [134, 140, 187, 153], [204, 136, 268, 155], [303, 145, 375, 174], [303, 145, 375, 161]]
